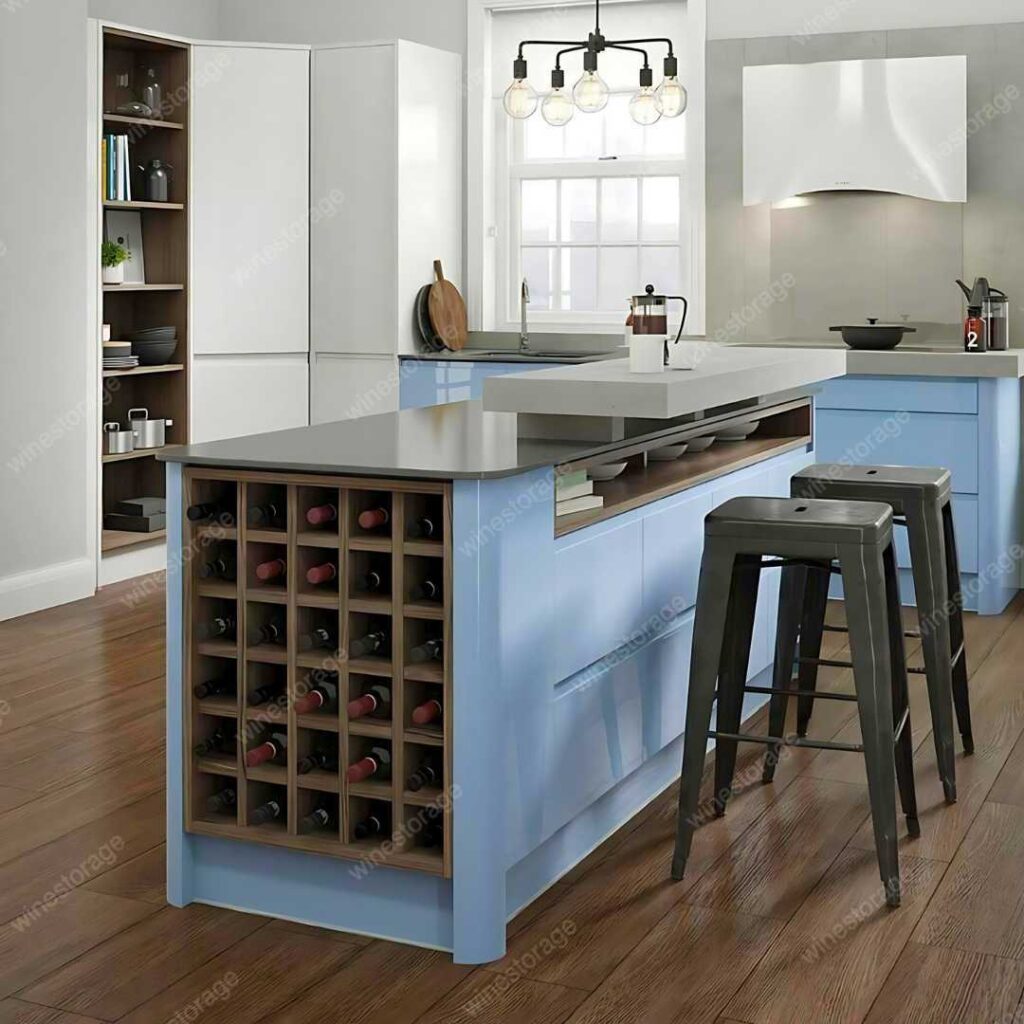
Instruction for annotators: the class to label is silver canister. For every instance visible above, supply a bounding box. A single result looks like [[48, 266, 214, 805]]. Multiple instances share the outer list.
[[128, 407, 173, 449], [104, 422, 135, 455]]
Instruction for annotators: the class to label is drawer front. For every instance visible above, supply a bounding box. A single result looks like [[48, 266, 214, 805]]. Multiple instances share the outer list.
[[817, 376, 978, 415], [642, 491, 714, 620], [891, 494, 979, 575], [815, 409, 979, 494]]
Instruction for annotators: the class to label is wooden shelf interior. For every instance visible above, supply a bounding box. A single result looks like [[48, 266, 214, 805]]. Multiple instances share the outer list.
[[184, 470, 453, 876], [100, 27, 189, 561]]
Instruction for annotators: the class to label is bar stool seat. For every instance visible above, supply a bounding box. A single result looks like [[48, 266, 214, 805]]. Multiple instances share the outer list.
[[672, 496, 918, 908], [781, 463, 972, 805]]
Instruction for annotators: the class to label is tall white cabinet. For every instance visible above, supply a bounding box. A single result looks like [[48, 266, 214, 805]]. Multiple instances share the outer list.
[[310, 41, 463, 424]]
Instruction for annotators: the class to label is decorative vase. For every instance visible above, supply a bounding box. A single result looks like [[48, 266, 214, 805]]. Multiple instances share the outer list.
[[103, 263, 125, 285]]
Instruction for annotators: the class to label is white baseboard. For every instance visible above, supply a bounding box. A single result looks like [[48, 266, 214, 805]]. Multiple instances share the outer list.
[[0, 557, 96, 623], [99, 541, 166, 588]]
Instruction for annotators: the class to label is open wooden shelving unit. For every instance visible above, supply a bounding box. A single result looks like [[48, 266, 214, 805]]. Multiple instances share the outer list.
[[183, 469, 453, 877], [99, 27, 190, 556]]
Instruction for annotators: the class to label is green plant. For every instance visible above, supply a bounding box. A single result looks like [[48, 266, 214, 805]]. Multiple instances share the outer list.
[[101, 240, 131, 269]]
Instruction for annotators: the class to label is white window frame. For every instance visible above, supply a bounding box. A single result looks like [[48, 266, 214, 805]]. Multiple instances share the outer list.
[[468, 0, 706, 335]]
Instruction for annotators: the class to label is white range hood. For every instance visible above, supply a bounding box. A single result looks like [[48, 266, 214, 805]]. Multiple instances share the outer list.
[[743, 55, 967, 206]]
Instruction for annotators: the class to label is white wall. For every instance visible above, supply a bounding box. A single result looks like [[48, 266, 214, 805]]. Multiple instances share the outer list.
[[88, 0, 220, 38], [710, 0, 1024, 40], [0, 0, 95, 618]]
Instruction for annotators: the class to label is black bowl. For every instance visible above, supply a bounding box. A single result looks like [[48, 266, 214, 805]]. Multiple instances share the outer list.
[[829, 324, 916, 350], [131, 338, 179, 365]]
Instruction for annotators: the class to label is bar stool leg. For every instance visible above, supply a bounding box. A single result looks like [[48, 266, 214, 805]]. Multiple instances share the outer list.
[[905, 497, 958, 804], [672, 542, 741, 881], [796, 563, 831, 737], [713, 555, 763, 815], [763, 563, 806, 783], [884, 544, 920, 839], [943, 500, 973, 754], [840, 544, 901, 907]]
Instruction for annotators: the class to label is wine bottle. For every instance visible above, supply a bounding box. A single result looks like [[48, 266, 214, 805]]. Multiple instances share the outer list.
[[297, 748, 337, 775], [193, 729, 230, 758], [294, 675, 339, 714], [358, 567, 388, 593], [411, 698, 442, 726], [357, 507, 390, 531], [346, 744, 392, 783], [193, 677, 234, 700], [199, 552, 236, 581], [353, 808, 388, 840], [187, 502, 233, 525], [420, 813, 444, 848], [346, 683, 391, 721], [299, 626, 337, 651], [249, 620, 284, 646], [203, 616, 236, 641], [409, 579, 441, 602], [247, 682, 285, 707], [245, 730, 288, 767], [250, 799, 283, 826], [206, 786, 237, 815], [407, 516, 437, 539], [410, 637, 443, 663], [248, 502, 282, 528], [301, 805, 336, 831], [351, 629, 388, 658], [255, 558, 286, 582], [406, 754, 442, 792], [305, 561, 337, 586], [305, 503, 338, 527]]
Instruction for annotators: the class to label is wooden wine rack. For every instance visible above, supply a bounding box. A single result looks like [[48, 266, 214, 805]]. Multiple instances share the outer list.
[[182, 468, 453, 877]]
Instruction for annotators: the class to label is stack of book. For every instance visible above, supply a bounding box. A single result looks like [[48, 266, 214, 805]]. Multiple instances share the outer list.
[[102, 133, 132, 201], [555, 470, 604, 517]]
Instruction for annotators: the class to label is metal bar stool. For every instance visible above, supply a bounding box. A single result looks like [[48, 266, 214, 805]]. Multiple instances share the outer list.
[[769, 464, 972, 806], [671, 496, 918, 908]]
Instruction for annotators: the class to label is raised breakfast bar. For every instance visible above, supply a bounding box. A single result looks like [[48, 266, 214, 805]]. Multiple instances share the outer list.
[[159, 346, 846, 963]]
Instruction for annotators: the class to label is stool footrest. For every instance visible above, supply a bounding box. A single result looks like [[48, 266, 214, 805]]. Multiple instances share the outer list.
[[708, 730, 865, 754], [799, 655, 853, 670], [738, 684, 859, 703], [894, 706, 910, 742], [823, 623, 922, 640]]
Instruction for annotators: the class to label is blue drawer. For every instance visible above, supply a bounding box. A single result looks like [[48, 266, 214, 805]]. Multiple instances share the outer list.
[[642, 490, 713, 620], [817, 376, 978, 415], [891, 494, 978, 574]]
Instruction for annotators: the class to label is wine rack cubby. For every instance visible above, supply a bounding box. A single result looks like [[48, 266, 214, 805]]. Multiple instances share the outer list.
[[183, 469, 452, 876]]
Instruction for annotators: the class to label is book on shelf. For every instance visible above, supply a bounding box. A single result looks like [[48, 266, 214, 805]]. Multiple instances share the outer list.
[[555, 479, 594, 502], [103, 133, 132, 201], [555, 494, 604, 517], [555, 468, 588, 497]]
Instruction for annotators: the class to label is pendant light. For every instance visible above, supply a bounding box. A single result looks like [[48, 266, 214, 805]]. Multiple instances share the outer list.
[[503, 57, 538, 119], [541, 68, 575, 126], [655, 55, 688, 118], [629, 66, 661, 126], [573, 51, 610, 114]]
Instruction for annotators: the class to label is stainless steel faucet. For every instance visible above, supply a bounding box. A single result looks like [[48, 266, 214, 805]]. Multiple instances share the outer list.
[[520, 279, 530, 353]]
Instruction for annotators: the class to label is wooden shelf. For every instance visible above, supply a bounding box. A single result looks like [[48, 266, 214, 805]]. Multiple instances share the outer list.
[[246, 764, 287, 785], [349, 536, 392, 553], [348, 720, 392, 740], [248, 528, 288, 544], [296, 591, 340, 610], [349, 595, 391, 615], [195, 696, 238, 718], [404, 786, 443, 807], [404, 601, 444, 621], [103, 283, 184, 292], [196, 581, 237, 600], [103, 363, 184, 378], [405, 540, 444, 558], [102, 446, 176, 464], [101, 527, 166, 552], [405, 662, 443, 684], [247, 647, 288, 666], [196, 756, 238, 778], [103, 112, 184, 130], [297, 771, 340, 794], [296, 531, 339, 549], [405, 726, 444, 746], [349, 780, 392, 801], [295, 713, 340, 733], [197, 640, 238, 659], [103, 200, 185, 211], [348, 657, 393, 678]]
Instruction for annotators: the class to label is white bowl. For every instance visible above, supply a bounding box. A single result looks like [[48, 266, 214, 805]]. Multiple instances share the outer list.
[[589, 462, 628, 481], [717, 421, 759, 441], [648, 443, 688, 461], [685, 435, 716, 453]]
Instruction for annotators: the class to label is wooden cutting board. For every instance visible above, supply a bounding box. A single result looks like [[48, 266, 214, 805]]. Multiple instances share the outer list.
[[428, 260, 468, 351]]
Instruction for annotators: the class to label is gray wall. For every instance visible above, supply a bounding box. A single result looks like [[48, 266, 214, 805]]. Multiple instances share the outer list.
[[87, 0, 220, 38], [707, 24, 1024, 343]]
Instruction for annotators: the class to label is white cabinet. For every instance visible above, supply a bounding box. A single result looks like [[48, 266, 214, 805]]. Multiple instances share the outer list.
[[191, 355, 309, 443], [192, 45, 311, 355], [310, 354, 399, 425]]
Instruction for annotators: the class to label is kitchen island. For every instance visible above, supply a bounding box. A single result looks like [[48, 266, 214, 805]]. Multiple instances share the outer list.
[[160, 348, 845, 963]]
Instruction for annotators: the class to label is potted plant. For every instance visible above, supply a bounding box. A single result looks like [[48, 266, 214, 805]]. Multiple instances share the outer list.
[[101, 240, 131, 285]]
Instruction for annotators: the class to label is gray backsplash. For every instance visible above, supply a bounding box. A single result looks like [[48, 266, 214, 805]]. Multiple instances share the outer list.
[[707, 23, 1024, 345]]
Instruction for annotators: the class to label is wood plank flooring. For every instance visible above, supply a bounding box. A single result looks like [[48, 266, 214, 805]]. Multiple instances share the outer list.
[[1, 577, 1023, 1023]]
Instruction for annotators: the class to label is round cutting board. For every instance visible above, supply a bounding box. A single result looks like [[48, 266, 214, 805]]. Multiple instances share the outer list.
[[428, 260, 468, 351]]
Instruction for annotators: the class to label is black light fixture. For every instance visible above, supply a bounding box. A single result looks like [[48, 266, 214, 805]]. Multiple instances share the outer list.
[[503, 0, 687, 126]]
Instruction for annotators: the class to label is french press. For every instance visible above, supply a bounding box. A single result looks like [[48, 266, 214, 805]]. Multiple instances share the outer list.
[[631, 285, 689, 365]]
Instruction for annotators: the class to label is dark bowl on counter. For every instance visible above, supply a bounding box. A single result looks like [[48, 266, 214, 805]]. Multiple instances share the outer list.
[[830, 320, 917, 351]]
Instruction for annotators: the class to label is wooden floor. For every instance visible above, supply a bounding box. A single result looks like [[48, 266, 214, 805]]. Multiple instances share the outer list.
[[1, 578, 1024, 1023]]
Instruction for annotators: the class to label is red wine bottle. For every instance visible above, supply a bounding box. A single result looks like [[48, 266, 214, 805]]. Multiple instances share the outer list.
[[420, 809, 444, 848], [250, 798, 283, 825], [297, 748, 337, 775], [351, 629, 389, 658], [206, 787, 237, 815], [407, 516, 437, 539], [346, 683, 391, 720], [305, 561, 337, 586], [193, 729, 231, 758], [193, 677, 234, 700], [299, 626, 337, 651], [255, 558, 286, 582], [187, 502, 233, 524], [248, 502, 282, 528], [406, 754, 442, 792], [301, 805, 336, 831], [410, 579, 441, 602], [410, 638, 443, 663], [411, 698, 442, 726], [250, 620, 284, 646], [357, 507, 390, 531], [346, 744, 392, 783], [353, 808, 388, 840], [305, 503, 338, 527], [203, 616, 236, 641], [247, 682, 285, 707], [294, 675, 339, 714], [358, 567, 388, 592], [245, 730, 288, 767], [199, 553, 236, 581]]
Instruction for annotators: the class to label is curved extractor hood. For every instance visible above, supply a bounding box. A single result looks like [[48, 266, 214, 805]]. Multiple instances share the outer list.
[[743, 55, 967, 206]]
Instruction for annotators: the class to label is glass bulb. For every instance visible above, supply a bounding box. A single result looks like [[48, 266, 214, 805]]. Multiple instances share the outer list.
[[541, 86, 574, 126], [503, 78, 538, 119], [573, 70, 610, 113], [655, 76, 688, 118], [629, 86, 662, 126]]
